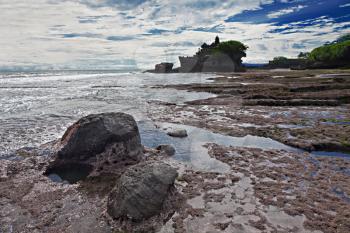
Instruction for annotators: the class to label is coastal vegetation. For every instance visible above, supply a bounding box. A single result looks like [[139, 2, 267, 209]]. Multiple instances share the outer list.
[[332, 33, 350, 44], [309, 39, 350, 63], [267, 56, 306, 69], [153, 33, 350, 72], [268, 34, 350, 69], [196, 36, 248, 66], [212, 40, 248, 65]]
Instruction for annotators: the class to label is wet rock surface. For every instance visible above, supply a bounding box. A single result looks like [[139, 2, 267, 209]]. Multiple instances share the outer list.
[[0, 112, 182, 232], [0, 156, 111, 233], [149, 70, 350, 153], [1, 70, 350, 233], [107, 161, 178, 221], [0, 124, 180, 233], [157, 144, 350, 233], [0, 150, 182, 233], [147, 70, 350, 233]]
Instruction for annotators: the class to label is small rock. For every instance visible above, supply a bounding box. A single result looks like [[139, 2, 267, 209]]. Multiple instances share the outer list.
[[156, 144, 176, 156], [167, 129, 188, 138], [107, 161, 178, 221]]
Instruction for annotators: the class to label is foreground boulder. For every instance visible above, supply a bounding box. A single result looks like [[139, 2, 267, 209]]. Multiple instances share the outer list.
[[107, 161, 178, 221], [50, 112, 143, 176]]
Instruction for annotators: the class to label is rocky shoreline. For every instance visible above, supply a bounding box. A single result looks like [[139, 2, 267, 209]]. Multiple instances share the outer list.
[[0, 113, 184, 233], [149, 69, 350, 153], [1, 69, 350, 233], [147, 69, 350, 232]]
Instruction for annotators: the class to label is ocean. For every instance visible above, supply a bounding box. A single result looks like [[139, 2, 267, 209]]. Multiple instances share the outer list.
[[0, 70, 215, 156]]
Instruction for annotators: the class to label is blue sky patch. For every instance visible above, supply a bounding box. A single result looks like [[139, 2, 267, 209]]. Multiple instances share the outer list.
[[226, 0, 350, 26]]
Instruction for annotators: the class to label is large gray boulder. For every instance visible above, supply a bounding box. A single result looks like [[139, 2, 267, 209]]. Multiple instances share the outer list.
[[48, 113, 143, 178], [57, 112, 143, 162], [107, 161, 178, 221]]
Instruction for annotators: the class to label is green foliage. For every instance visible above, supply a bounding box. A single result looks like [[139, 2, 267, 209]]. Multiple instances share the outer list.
[[309, 40, 350, 62], [212, 40, 248, 61], [268, 56, 305, 68], [272, 56, 288, 62], [267, 33, 350, 68], [298, 52, 310, 59], [196, 38, 248, 65]]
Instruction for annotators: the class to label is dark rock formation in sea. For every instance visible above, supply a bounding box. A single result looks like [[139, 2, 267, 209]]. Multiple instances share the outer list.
[[155, 62, 174, 73], [147, 36, 248, 73], [107, 161, 178, 221], [50, 112, 143, 176], [145, 62, 176, 73], [180, 53, 242, 72]]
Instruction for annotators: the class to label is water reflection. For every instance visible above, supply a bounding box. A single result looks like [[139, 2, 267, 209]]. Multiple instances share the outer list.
[[139, 121, 301, 172]]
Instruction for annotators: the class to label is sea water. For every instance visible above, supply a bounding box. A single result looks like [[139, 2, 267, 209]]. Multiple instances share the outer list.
[[0, 70, 215, 156]]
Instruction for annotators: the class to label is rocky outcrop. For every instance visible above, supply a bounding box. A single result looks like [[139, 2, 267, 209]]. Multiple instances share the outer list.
[[146, 62, 176, 73], [179, 53, 243, 72], [107, 161, 178, 221], [155, 63, 174, 73], [50, 112, 143, 176], [0, 113, 183, 233]]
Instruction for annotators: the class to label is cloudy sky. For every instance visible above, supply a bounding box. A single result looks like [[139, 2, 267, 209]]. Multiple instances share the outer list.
[[1, 0, 350, 70]]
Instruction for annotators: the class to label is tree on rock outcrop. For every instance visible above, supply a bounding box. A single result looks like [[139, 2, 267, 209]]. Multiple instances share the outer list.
[[213, 40, 248, 65]]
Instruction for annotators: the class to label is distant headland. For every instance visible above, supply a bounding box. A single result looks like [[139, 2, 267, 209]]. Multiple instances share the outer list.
[[147, 34, 350, 73], [146, 36, 248, 73], [266, 34, 350, 70]]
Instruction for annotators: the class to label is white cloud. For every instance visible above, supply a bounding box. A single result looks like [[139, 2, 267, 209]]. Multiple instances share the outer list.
[[339, 3, 350, 8], [0, 0, 349, 70], [267, 5, 306, 19]]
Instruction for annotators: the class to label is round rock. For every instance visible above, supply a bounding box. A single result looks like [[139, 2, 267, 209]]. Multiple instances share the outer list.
[[167, 129, 188, 138], [107, 161, 178, 221]]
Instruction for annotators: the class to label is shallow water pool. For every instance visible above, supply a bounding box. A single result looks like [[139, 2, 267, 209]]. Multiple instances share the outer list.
[[139, 121, 302, 172]]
